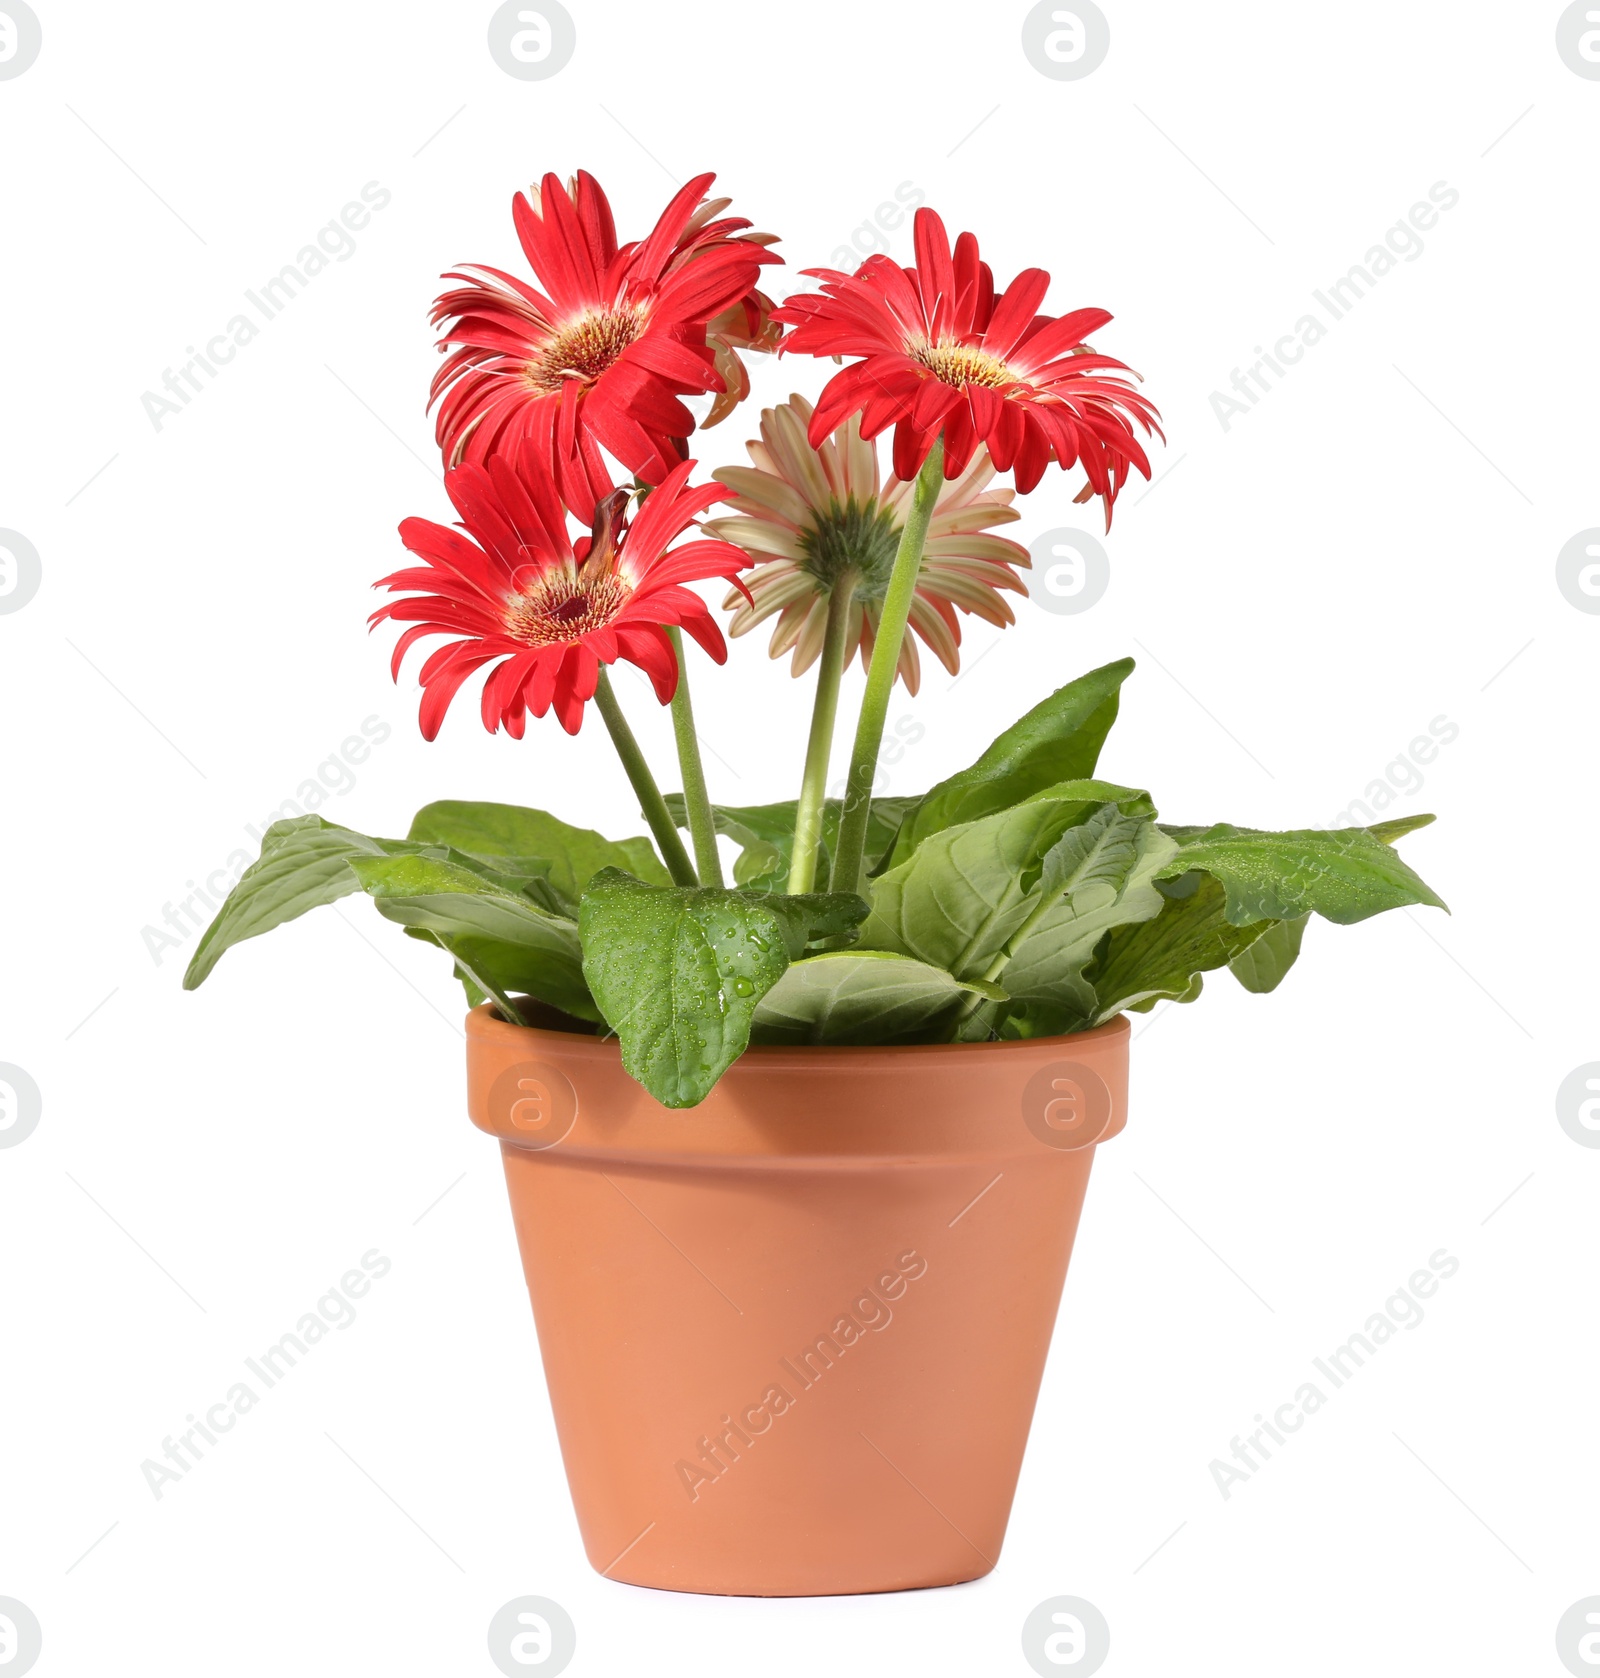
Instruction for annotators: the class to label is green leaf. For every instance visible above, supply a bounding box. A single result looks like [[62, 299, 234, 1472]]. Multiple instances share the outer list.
[[663, 795, 919, 893], [184, 816, 414, 989], [578, 870, 868, 1107], [1157, 823, 1447, 926], [995, 808, 1180, 1036], [732, 841, 786, 890], [349, 853, 600, 1021], [1161, 812, 1437, 848], [406, 801, 668, 915], [889, 658, 1134, 864], [751, 951, 1004, 1045], [1085, 873, 1274, 1022], [1228, 914, 1309, 994], [1369, 812, 1436, 844], [858, 780, 1153, 982]]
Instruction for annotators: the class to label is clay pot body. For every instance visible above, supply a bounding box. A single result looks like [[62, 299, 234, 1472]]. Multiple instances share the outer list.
[[465, 1004, 1129, 1596]]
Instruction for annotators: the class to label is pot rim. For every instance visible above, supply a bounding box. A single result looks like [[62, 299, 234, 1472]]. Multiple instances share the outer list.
[[465, 1004, 1131, 1163]]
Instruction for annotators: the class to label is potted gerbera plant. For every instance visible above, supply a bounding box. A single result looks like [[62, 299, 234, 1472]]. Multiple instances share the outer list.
[[187, 171, 1444, 1597]]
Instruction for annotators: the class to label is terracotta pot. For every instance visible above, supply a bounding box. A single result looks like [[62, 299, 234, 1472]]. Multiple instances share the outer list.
[[465, 1002, 1130, 1597]]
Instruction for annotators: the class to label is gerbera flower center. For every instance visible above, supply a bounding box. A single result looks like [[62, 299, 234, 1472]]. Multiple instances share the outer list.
[[910, 337, 1015, 390], [527, 307, 645, 392], [503, 574, 630, 644], [799, 496, 904, 601]]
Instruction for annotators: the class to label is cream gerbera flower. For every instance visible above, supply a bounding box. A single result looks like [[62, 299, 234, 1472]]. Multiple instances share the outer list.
[[703, 394, 1030, 692]]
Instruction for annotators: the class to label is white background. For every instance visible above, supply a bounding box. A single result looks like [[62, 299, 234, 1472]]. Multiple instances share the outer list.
[[3, 2, 1596, 1673]]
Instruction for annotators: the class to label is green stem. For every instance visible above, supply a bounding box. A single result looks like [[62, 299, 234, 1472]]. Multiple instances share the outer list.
[[593, 667, 699, 888], [788, 572, 857, 895], [666, 627, 724, 887], [828, 438, 945, 895]]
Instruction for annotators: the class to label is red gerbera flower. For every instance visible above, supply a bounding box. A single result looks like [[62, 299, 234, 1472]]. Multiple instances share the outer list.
[[429, 171, 780, 519], [774, 208, 1162, 524], [372, 450, 750, 738]]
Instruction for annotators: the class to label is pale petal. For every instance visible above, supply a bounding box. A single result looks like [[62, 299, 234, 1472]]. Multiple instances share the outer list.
[[749, 569, 821, 610], [712, 466, 814, 527], [701, 515, 809, 561], [838, 413, 881, 503], [766, 400, 836, 509], [767, 597, 815, 657], [909, 593, 961, 674], [927, 499, 1022, 535], [922, 572, 1019, 623], [923, 533, 1031, 565], [923, 557, 1031, 592], [789, 597, 832, 676]]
